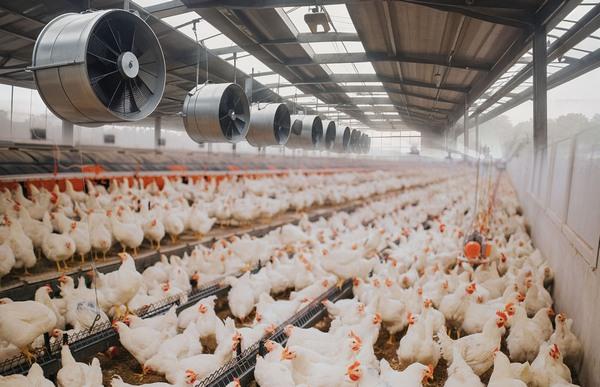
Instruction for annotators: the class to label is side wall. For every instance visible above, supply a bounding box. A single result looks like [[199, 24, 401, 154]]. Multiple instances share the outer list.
[[506, 127, 600, 387]]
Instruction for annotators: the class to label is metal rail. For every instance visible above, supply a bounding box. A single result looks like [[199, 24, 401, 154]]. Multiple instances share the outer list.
[[197, 279, 354, 387]]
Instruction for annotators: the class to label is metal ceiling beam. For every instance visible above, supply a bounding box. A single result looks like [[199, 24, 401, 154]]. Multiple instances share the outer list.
[[145, 0, 188, 18], [0, 26, 36, 42], [264, 32, 361, 44], [182, 0, 352, 7], [296, 87, 460, 105], [332, 73, 467, 93], [400, 0, 535, 29], [260, 74, 467, 93], [471, 1, 599, 118], [209, 32, 361, 55], [284, 52, 492, 71], [478, 47, 600, 126], [449, 0, 577, 132]]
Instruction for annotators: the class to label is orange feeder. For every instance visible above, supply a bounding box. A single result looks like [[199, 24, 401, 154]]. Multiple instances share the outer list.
[[464, 241, 481, 260], [484, 242, 492, 257]]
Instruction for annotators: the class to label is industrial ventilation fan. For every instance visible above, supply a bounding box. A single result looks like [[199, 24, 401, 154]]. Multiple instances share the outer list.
[[31, 10, 166, 124], [323, 120, 336, 150], [359, 133, 371, 153], [183, 83, 251, 143], [350, 129, 362, 153], [333, 126, 351, 153], [246, 103, 291, 147], [287, 115, 323, 150]]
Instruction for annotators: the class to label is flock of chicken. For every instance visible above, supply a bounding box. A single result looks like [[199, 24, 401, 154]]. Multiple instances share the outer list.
[[0, 166, 584, 387], [0, 170, 411, 281]]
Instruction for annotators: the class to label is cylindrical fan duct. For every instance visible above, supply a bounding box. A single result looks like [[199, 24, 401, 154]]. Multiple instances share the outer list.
[[31, 10, 165, 124], [246, 103, 291, 147], [323, 121, 336, 150], [183, 83, 251, 143], [287, 115, 323, 149], [350, 129, 362, 152], [363, 135, 371, 153], [360, 133, 369, 153], [333, 126, 351, 153]]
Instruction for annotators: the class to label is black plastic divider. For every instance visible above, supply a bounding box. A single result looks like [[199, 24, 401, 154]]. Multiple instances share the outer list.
[[196, 279, 354, 387], [0, 262, 265, 378]]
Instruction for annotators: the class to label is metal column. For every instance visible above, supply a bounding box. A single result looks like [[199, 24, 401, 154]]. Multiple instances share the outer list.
[[475, 115, 479, 155], [154, 116, 162, 148], [533, 27, 548, 150], [463, 94, 469, 155]]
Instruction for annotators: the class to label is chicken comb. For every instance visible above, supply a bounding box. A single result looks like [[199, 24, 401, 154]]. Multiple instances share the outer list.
[[496, 311, 508, 321], [348, 360, 361, 369]]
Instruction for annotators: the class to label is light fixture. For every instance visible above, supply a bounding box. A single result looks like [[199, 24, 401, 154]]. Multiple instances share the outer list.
[[433, 72, 442, 88], [304, 6, 331, 33]]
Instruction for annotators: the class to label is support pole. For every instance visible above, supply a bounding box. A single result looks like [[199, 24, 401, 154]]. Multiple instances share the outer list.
[[463, 94, 469, 156], [533, 26, 548, 150], [61, 121, 74, 147], [475, 115, 479, 155], [154, 116, 162, 148]]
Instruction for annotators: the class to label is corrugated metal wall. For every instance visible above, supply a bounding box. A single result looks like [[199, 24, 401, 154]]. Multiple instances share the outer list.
[[507, 127, 600, 387]]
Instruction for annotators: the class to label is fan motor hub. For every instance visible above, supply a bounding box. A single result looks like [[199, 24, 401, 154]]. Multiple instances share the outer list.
[[228, 109, 236, 119], [117, 51, 139, 79]]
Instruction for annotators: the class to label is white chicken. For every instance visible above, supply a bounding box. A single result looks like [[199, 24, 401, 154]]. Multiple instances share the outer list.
[[6, 218, 36, 274], [549, 313, 582, 370], [42, 232, 76, 272], [0, 362, 54, 387], [110, 212, 144, 256], [397, 314, 440, 369], [95, 253, 143, 316], [0, 300, 57, 362], [0, 241, 15, 285], [380, 358, 433, 386], [438, 312, 508, 376], [113, 321, 167, 367], [530, 343, 573, 387], [443, 346, 484, 387], [56, 344, 103, 387], [488, 350, 527, 387]]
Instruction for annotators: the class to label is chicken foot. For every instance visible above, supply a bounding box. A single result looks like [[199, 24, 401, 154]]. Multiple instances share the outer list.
[[19, 346, 36, 364]]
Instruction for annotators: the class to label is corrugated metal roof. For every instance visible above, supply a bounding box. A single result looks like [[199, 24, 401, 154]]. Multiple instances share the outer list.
[[0, 0, 582, 134]]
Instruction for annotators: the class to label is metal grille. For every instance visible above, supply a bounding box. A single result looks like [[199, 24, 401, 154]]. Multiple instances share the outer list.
[[196, 279, 353, 387], [0, 275, 229, 376]]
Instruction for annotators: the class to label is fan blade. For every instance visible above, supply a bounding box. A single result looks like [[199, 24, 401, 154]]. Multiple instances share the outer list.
[[87, 50, 117, 65], [234, 119, 245, 135], [106, 20, 122, 52], [139, 67, 159, 78], [225, 118, 234, 138], [234, 114, 247, 124], [91, 32, 120, 58], [134, 76, 152, 98], [130, 78, 147, 103], [108, 80, 123, 110], [130, 24, 136, 53], [127, 80, 139, 112], [137, 72, 155, 95], [90, 69, 119, 84]]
